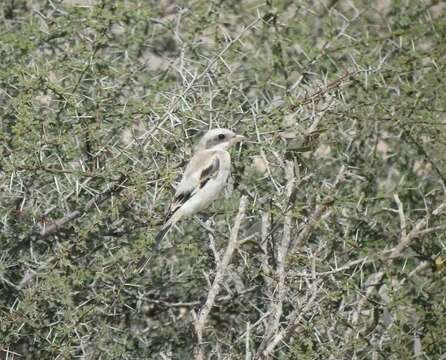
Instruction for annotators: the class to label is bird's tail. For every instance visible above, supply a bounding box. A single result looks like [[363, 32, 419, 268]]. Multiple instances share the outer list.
[[135, 210, 183, 273], [153, 222, 174, 251]]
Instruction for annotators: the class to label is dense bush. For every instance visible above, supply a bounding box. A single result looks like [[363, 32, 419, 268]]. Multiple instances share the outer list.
[[1, 0, 445, 359]]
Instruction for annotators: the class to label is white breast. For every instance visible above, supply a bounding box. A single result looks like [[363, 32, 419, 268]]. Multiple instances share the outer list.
[[180, 150, 231, 216]]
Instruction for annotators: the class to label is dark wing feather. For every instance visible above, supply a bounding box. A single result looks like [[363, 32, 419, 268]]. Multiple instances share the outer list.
[[137, 154, 221, 272], [199, 157, 220, 188], [166, 189, 193, 219], [164, 154, 220, 221]]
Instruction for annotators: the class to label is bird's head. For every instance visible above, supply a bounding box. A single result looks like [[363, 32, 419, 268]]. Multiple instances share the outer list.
[[196, 128, 245, 151]]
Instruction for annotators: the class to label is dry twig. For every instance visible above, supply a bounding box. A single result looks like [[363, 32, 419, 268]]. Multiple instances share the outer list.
[[193, 196, 248, 360]]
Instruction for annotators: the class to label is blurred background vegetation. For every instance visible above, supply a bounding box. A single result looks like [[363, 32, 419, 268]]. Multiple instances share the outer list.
[[0, 0, 445, 359]]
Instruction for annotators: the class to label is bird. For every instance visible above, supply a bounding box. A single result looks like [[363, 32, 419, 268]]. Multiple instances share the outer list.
[[137, 128, 244, 271]]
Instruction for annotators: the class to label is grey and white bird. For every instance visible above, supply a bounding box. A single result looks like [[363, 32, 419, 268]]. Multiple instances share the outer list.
[[137, 128, 244, 270]]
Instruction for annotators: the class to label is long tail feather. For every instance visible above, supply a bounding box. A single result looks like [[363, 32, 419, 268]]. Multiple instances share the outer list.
[[135, 211, 182, 273], [153, 222, 173, 251], [135, 224, 172, 273]]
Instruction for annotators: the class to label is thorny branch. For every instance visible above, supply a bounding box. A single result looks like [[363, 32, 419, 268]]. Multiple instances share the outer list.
[[254, 165, 346, 358], [345, 200, 446, 342], [193, 196, 248, 360], [2, 1, 445, 359], [10, 175, 129, 254], [256, 161, 295, 355]]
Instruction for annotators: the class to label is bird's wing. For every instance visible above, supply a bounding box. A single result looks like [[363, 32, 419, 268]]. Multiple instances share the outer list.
[[165, 151, 220, 219], [137, 151, 224, 272], [136, 151, 226, 272]]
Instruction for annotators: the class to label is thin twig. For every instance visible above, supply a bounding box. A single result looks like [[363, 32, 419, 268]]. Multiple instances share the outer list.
[[345, 201, 446, 341], [193, 196, 248, 360], [259, 280, 321, 359], [40, 175, 129, 238], [288, 165, 346, 252], [142, 17, 261, 150], [257, 161, 295, 354]]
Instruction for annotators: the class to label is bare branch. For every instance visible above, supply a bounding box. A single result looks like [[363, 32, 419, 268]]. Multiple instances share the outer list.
[[289, 165, 346, 252], [257, 161, 295, 354], [389, 202, 445, 259], [346, 201, 446, 341], [193, 196, 248, 360], [260, 280, 321, 359], [393, 193, 407, 239]]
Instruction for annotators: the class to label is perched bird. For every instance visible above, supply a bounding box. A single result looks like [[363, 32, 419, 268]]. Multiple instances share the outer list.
[[137, 128, 244, 271]]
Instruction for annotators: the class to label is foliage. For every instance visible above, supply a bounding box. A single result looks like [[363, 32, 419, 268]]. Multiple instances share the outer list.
[[0, 0, 445, 359]]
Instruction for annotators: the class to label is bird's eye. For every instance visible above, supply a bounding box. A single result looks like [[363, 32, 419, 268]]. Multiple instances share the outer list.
[[218, 134, 226, 140]]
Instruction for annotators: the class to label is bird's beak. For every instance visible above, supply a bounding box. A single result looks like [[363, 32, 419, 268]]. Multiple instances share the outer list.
[[234, 135, 245, 143]]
